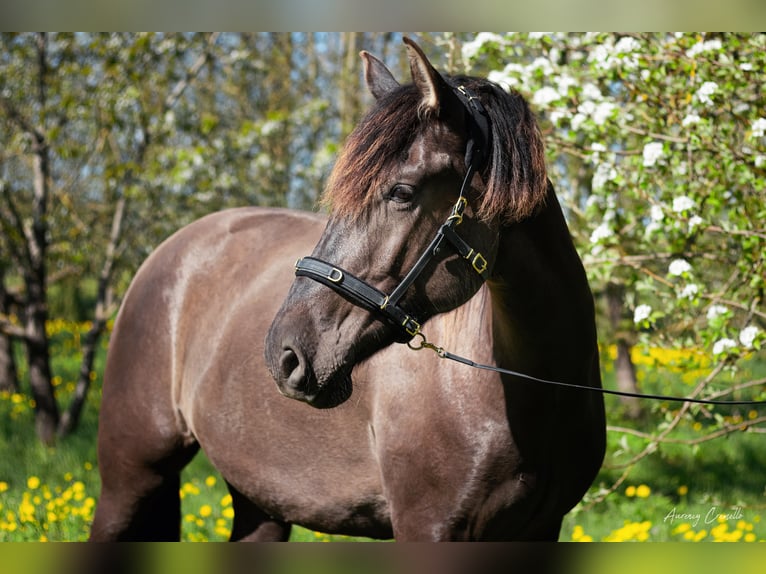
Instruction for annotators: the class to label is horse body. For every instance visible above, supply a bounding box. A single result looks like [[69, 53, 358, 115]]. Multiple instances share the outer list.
[[91, 38, 605, 542]]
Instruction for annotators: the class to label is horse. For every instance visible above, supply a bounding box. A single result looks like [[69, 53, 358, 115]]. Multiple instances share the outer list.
[[90, 37, 605, 542]]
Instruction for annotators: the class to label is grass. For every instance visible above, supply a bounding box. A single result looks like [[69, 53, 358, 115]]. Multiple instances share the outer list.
[[0, 321, 764, 541]]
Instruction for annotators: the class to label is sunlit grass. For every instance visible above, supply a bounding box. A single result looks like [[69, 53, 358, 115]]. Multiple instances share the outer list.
[[1, 321, 763, 541]]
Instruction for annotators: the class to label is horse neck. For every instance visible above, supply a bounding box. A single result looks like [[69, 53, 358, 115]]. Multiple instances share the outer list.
[[486, 184, 597, 374]]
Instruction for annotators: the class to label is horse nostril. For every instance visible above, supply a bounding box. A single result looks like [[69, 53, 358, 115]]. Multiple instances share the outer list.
[[280, 348, 301, 381]]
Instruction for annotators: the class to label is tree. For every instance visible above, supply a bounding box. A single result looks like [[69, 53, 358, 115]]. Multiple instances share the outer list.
[[0, 33, 221, 441], [0, 33, 59, 444], [461, 32, 765, 471], [0, 33, 399, 443]]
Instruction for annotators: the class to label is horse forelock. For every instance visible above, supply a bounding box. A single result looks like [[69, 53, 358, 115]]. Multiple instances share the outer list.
[[321, 78, 549, 224], [321, 85, 422, 218]]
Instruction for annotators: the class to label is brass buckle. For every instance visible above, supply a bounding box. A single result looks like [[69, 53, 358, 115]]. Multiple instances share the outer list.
[[472, 252, 488, 275], [447, 197, 467, 225], [403, 316, 421, 337], [327, 268, 344, 283]]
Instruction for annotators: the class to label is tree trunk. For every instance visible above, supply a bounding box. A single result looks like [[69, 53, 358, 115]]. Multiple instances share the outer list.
[[0, 268, 19, 393], [25, 32, 59, 445], [339, 32, 361, 139], [59, 196, 124, 436], [606, 281, 643, 419]]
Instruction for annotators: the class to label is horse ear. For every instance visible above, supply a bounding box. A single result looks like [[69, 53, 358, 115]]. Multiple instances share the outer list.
[[361, 51, 400, 100], [403, 36, 460, 119]]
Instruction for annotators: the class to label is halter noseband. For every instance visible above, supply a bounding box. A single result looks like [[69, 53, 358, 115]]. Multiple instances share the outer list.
[[295, 84, 491, 342]]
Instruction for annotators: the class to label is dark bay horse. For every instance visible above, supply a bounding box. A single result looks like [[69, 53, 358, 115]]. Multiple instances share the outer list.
[[90, 38, 605, 542]]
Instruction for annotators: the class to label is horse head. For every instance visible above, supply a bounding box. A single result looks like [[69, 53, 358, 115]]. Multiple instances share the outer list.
[[265, 37, 547, 408]]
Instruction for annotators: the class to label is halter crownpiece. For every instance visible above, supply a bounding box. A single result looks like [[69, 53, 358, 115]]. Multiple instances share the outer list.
[[295, 84, 492, 342]]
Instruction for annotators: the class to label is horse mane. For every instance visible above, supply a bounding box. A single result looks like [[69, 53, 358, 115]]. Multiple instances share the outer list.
[[322, 76, 548, 224]]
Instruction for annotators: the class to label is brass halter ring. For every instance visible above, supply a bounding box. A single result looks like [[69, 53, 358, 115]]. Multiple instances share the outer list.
[[406, 332, 446, 357]]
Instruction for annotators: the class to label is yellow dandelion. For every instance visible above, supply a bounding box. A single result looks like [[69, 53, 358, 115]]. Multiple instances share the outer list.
[[635, 484, 651, 498], [694, 529, 707, 541], [205, 476, 217, 488], [572, 525, 585, 541], [673, 522, 692, 535], [625, 485, 636, 497], [220, 494, 233, 507], [692, 422, 703, 431], [677, 485, 688, 496], [745, 532, 756, 542], [199, 504, 212, 518], [0, 482, 8, 493], [27, 476, 41, 490], [222, 507, 234, 519], [748, 410, 758, 420], [84, 462, 93, 471]]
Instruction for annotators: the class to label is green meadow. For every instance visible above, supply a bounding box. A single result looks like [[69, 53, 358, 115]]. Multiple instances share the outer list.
[[0, 320, 763, 542]]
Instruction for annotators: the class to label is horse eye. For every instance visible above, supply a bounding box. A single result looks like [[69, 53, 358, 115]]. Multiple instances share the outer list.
[[388, 184, 415, 204]]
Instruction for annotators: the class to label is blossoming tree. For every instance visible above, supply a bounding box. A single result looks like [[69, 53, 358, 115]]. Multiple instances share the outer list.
[[461, 32, 765, 476]]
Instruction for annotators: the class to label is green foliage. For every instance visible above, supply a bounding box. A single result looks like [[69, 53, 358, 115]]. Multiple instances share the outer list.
[[462, 31, 765, 421]]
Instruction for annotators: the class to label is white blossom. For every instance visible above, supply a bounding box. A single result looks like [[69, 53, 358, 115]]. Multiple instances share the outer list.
[[533, 86, 561, 107], [668, 259, 692, 277], [755, 155, 765, 168], [680, 284, 699, 300], [740, 62, 753, 71], [688, 215, 704, 232], [593, 102, 616, 126], [649, 204, 664, 222], [549, 110, 566, 126], [642, 142, 664, 168], [582, 83, 603, 101], [682, 113, 701, 127], [751, 117, 766, 138], [672, 196, 696, 213], [487, 69, 520, 90], [556, 74, 577, 98], [696, 81, 718, 106], [530, 57, 554, 76], [739, 325, 760, 349], [592, 163, 617, 191], [712, 338, 737, 355], [462, 32, 504, 61], [685, 39, 723, 58], [571, 113, 587, 131], [634, 304, 652, 324], [706, 304, 729, 320], [590, 222, 614, 243], [588, 44, 614, 71], [614, 36, 641, 54]]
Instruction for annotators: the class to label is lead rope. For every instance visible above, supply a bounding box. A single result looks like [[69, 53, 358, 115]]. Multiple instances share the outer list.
[[407, 332, 766, 406]]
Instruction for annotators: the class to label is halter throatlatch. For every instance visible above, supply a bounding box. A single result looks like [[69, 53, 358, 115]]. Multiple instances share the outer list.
[[295, 84, 491, 342]]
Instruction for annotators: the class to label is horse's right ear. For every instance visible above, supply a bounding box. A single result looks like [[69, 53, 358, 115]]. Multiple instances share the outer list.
[[361, 51, 400, 100]]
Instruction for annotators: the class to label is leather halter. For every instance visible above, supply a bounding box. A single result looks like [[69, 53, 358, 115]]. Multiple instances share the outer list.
[[295, 84, 491, 342]]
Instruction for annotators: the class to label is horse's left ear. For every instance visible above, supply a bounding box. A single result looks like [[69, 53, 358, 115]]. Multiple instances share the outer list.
[[361, 50, 400, 100], [403, 36, 461, 119]]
